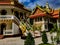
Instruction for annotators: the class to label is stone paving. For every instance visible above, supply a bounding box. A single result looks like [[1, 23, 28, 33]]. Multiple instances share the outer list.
[[0, 32, 59, 45], [0, 37, 42, 45], [0, 37, 24, 45]]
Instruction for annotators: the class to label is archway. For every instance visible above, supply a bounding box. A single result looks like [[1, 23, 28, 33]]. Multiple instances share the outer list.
[[1, 10, 7, 15], [0, 23, 6, 35], [14, 11, 19, 19], [48, 23, 53, 31]]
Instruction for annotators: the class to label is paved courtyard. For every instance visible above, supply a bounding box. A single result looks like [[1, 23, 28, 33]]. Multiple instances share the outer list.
[[0, 37, 43, 45], [0, 32, 55, 45]]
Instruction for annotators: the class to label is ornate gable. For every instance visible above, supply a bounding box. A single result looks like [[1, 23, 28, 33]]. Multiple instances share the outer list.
[[32, 5, 45, 14], [29, 5, 46, 19], [52, 10, 59, 18]]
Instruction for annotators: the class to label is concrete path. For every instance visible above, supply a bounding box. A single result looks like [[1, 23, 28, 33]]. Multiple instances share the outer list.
[[0, 37, 42, 45], [0, 32, 58, 45]]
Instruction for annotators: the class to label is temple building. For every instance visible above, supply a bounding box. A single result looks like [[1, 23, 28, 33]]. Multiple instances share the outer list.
[[29, 3, 60, 31], [0, 0, 31, 37]]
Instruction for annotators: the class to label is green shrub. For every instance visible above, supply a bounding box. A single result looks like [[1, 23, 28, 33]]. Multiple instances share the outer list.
[[24, 32, 35, 45], [39, 43, 54, 45], [42, 31, 48, 44]]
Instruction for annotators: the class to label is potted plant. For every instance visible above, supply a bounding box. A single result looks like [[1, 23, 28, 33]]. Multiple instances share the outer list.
[[24, 32, 35, 45]]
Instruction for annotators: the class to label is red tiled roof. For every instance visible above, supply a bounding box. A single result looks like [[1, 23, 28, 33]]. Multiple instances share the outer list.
[[51, 10, 59, 18], [0, 2, 11, 4], [52, 15, 59, 18], [29, 8, 46, 19], [29, 13, 46, 19], [52, 10, 59, 15]]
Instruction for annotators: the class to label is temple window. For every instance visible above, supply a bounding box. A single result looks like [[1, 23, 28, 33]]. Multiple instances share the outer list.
[[35, 18, 38, 22], [0, 23, 6, 34], [45, 18, 47, 21], [11, 9, 14, 13], [58, 19, 60, 23], [35, 17, 42, 22], [39, 17, 42, 21], [14, 11, 20, 19], [1, 10, 7, 15], [24, 12, 26, 19], [38, 17, 40, 21], [20, 12, 23, 19], [45, 24, 48, 29], [24, 12, 26, 15], [30, 19, 33, 25]]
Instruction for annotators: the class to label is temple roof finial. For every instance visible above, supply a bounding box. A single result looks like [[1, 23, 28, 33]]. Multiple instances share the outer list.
[[46, 2, 49, 9]]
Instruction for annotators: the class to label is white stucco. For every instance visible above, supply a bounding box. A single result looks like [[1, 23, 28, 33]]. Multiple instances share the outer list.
[[3, 30, 13, 35], [12, 23, 19, 35], [33, 19, 49, 31], [57, 19, 59, 29]]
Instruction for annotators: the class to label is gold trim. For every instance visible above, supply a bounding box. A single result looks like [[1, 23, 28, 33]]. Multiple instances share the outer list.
[[11, 1, 14, 5]]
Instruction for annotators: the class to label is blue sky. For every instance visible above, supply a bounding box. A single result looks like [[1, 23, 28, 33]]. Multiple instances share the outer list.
[[18, 0, 60, 10]]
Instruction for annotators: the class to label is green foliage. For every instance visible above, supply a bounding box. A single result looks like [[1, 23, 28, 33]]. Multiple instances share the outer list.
[[51, 36, 54, 43], [50, 23, 57, 33], [24, 33, 35, 45], [57, 28, 60, 43], [33, 24, 42, 31], [57, 28, 60, 33], [42, 31, 48, 44], [56, 37, 60, 43], [27, 27, 31, 31], [39, 43, 54, 45]]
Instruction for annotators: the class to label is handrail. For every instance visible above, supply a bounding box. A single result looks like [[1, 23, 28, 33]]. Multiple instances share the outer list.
[[0, 15, 13, 19], [0, 15, 20, 24]]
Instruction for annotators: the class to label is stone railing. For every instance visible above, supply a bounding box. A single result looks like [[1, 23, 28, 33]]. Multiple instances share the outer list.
[[0, 15, 14, 20], [14, 15, 20, 24], [0, 15, 20, 24], [3, 30, 13, 35]]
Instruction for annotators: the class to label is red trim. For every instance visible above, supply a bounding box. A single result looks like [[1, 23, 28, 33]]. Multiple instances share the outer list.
[[52, 14, 59, 16], [29, 13, 46, 19], [52, 15, 59, 18], [0, 2, 11, 4]]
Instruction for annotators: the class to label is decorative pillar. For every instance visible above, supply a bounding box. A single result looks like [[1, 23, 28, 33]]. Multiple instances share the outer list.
[[42, 17, 45, 31], [57, 19, 59, 29]]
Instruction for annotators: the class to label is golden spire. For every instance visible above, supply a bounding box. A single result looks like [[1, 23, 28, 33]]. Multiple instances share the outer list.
[[46, 2, 49, 9]]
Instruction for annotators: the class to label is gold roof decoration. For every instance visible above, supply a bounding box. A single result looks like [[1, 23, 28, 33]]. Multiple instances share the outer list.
[[44, 2, 51, 13], [31, 2, 54, 15], [44, 2, 54, 14], [31, 4, 45, 14]]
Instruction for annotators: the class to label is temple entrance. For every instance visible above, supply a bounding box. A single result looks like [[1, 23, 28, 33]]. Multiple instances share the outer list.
[[48, 23, 53, 32], [0, 23, 6, 35]]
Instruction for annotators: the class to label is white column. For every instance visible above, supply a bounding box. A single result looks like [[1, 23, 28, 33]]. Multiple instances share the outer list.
[[12, 22, 14, 34], [42, 17, 45, 31], [33, 19, 35, 24], [57, 19, 59, 29]]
